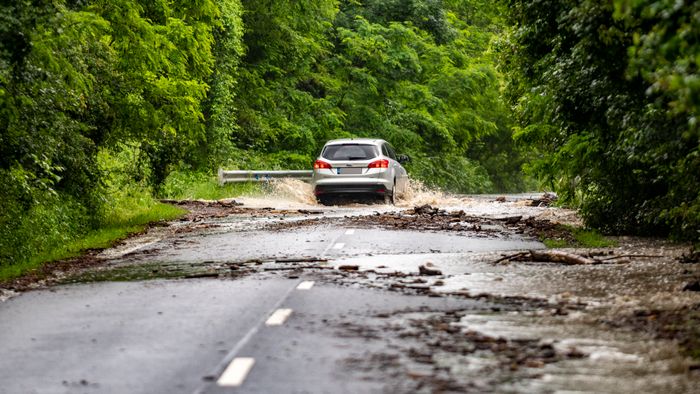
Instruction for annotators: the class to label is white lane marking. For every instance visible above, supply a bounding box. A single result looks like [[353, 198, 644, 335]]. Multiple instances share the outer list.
[[345, 229, 355, 235], [265, 308, 293, 326], [217, 357, 255, 387], [196, 282, 299, 393], [320, 231, 346, 257], [332, 243, 345, 250], [297, 281, 315, 290]]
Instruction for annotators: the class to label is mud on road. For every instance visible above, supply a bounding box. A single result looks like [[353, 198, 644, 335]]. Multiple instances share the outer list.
[[2, 194, 700, 392]]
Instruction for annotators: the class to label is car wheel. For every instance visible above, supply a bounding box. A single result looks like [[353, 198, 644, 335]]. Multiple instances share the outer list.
[[317, 196, 331, 206], [383, 181, 396, 205]]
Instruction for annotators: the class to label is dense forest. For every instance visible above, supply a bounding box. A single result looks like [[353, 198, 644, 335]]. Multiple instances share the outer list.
[[500, 0, 699, 240], [0, 0, 698, 270]]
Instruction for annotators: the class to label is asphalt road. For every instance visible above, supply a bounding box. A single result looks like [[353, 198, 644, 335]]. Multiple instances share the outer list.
[[0, 277, 489, 394], [0, 204, 533, 394], [2, 199, 698, 393]]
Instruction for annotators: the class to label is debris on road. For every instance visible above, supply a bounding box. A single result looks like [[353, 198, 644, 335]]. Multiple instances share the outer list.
[[418, 265, 442, 276], [683, 281, 700, 292], [493, 250, 663, 265], [275, 257, 328, 264], [679, 248, 700, 264], [527, 192, 557, 207], [337, 308, 590, 393]]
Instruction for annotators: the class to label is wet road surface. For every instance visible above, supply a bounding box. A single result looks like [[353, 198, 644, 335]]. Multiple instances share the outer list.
[[1, 190, 699, 393]]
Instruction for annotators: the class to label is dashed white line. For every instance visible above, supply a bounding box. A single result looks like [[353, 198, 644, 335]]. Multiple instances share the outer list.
[[265, 308, 293, 326], [332, 243, 345, 250], [217, 357, 255, 387], [296, 281, 315, 290], [320, 231, 346, 257], [344, 229, 355, 235], [197, 282, 299, 393]]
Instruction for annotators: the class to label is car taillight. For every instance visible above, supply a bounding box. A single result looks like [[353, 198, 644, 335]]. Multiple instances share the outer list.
[[367, 159, 389, 169], [313, 160, 332, 170]]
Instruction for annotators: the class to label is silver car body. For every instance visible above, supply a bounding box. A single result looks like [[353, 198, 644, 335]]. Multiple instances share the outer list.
[[311, 139, 409, 202]]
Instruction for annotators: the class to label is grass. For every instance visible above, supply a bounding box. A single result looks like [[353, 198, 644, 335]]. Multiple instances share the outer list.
[[161, 171, 262, 200], [543, 226, 618, 248], [0, 169, 262, 284], [0, 199, 185, 283]]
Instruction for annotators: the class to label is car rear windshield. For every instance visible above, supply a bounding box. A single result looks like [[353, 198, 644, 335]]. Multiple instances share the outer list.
[[322, 144, 378, 161]]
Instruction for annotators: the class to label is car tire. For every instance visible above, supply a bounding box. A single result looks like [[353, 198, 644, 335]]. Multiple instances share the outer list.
[[383, 181, 396, 205]]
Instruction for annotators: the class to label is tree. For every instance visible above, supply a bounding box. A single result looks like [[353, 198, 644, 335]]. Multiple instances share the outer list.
[[500, 0, 700, 240]]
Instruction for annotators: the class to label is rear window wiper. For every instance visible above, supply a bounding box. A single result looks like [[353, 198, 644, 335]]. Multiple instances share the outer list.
[[347, 156, 367, 160]]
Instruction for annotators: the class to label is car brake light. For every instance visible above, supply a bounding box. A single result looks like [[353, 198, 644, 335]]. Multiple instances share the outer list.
[[368, 159, 389, 169], [313, 160, 332, 170]]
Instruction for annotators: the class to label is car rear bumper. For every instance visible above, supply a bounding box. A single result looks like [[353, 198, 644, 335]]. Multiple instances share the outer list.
[[314, 184, 389, 196], [312, 178, 392, 196]]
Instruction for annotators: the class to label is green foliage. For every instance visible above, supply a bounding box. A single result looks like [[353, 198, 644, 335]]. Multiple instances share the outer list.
[[161, 170, 260, 200], [542, 226, 618, 249], [1, 0, 533, 275], [0, 195, 184, 282], [0, 0, 242, 272], [501, 0, 700, 241], [0, 148, 185, 280]]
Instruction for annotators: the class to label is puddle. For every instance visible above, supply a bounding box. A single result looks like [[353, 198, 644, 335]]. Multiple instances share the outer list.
[[327, 249, 700, 309], [336, 306, 699, 394], [455, 311, 698, 393]]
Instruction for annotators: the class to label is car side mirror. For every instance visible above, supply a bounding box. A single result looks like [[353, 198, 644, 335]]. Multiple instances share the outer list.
[[397, 154, 410, 164]]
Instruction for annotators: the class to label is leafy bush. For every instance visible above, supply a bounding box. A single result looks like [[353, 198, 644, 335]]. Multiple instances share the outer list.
[[500, 0, 700, 241]]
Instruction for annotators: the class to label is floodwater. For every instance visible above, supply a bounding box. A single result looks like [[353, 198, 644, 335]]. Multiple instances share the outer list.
[[228, 180, 700, 392], [91, 179, 700, 392], [235, 178, 582, 224]]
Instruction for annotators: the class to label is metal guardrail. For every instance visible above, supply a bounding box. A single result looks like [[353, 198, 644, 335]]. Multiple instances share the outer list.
[[218, 168, 313, 185]]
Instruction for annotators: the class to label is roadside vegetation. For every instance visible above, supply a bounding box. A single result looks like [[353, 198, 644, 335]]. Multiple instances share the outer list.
[[160, 171, 260, 201], [499, 0, 700, 241], [1, 0, 523, 276], [542, 226, 618, 249], [1, 0, 697, 278]]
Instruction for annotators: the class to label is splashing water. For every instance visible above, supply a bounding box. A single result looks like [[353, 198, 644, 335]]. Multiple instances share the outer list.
[[234, 178, 464, 209], [265, 178, 464, 208], [234, 178, 577, 226], [395, 179, 464, 207], [230, 179, 318, 209], [268, 178, 317, 205]]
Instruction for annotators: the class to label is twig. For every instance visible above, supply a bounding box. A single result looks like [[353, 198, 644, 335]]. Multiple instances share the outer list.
[[492, 252, 528, 264], [274, 257, 328, 263]]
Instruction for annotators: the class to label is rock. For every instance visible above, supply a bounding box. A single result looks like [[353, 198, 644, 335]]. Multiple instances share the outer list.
[[495, 196, 506, 202], [525, 359, 545, 368], [298, 209, 323, 215], [419, 265, 442, 276], [502, 215, 522, 225], [682, 281, 700, 292], [414, 204, 439, 215], [679, 248, 700, 264], [338, 265, 359, 271], [184, 272, 219, 279], [529, 192, 558, 207]]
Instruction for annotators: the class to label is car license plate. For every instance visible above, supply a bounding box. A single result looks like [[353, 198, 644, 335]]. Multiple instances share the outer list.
[[336, 167, 362, 175]]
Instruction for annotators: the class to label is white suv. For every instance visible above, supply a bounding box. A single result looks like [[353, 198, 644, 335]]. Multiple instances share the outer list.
[[311, 139, 409, 204]]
